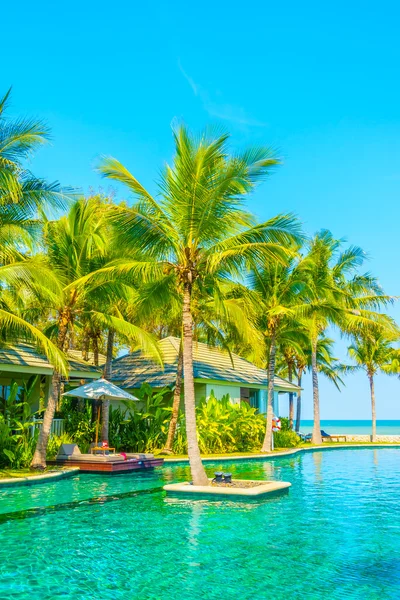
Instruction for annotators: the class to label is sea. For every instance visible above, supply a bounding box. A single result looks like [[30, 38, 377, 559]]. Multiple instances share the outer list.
[[300, 420, 400, 435]]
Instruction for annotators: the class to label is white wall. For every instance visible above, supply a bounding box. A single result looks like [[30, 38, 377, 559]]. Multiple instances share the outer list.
[[205, 383, 241, 404]]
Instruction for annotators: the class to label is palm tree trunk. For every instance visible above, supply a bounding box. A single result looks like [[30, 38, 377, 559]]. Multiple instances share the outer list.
[[261, 331, 276, 452], [82, 328, 90, 362], [369, 372, 377, 442], [101, 328, 114, 443], [182, 282, 208, 486], [31, 319, 69, 469], [311, 336, 322, 444], [162, 341, 183, 454], [92, 331, 99, 367], [295, 371, 302, 433], [288, 363, 294, 430]]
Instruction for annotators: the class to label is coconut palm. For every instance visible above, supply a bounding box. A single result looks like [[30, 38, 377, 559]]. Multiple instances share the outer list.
[[275, 326, 311, 430], [0, 87, 71, 371], [25, 197, 160, 468], [347, 332, 400, 441], [295, 334, 345, 433], [300, 231, 396, 444], [249, 255, 309, 452], [94, 125, 302, 484], [0, 88, 69, 258]]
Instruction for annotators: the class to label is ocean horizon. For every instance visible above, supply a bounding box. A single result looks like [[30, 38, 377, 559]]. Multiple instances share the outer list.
[[299, 420, 400, 435]]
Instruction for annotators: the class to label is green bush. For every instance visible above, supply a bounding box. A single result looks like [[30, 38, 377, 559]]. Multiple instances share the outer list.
[[279, 417, 291, 432], [273, 430, 301, 448], [108, 390, 267, 455], [174, 394, 266, 454], [109, 384, 172, 452], [59, 397, 96, 452], [0, 377, 38, 468], [46, 433, 74, 459]]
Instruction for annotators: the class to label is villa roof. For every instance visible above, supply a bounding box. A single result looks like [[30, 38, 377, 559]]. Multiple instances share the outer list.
[[0, 343, 104, 378], [111, 336, 300, 392]]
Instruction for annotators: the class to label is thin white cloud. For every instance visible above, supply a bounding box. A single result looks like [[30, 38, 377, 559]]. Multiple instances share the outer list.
[[178, 60, 199, 96], [178, 60, 267, 128]]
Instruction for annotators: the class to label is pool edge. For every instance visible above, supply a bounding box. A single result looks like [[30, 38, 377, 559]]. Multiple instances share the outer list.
[[0, 468, 80, 488], [162, 443, 400, 464]]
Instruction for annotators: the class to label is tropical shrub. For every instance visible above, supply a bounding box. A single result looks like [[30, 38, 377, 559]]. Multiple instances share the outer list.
[[109, 384, 172, 452], [169, 394, 265, 454], [271, 416, 301, 447], [59, 397, 96, 452], [0, 378, 39, 468], [0, 414, 39, 468], [279, 417, 291, 432], [46, 433, 74, 459], [273, 430, 301, 448], [192, 394, 265, 454]]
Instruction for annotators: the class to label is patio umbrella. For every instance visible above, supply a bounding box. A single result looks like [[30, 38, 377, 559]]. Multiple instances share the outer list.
[[62, 378, 138, 445]]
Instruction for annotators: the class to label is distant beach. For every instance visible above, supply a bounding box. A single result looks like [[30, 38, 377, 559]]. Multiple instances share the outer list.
[[300, 420, 400, 435]]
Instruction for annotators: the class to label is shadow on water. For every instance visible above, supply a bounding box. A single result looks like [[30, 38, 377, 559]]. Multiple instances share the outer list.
[[0, 486, 164, 525]]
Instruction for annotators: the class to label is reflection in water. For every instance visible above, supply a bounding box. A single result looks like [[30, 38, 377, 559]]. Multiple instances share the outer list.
[[2, 449, 400, 599], [262, 461, 275, 479], [313, 450, 323, 482]]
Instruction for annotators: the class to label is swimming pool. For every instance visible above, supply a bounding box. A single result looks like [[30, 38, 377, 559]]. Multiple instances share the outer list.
[[1, 448, 399, 599]]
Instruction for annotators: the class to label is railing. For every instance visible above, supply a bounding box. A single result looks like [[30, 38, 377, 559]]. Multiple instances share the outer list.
[[31, 418, 65, 437]]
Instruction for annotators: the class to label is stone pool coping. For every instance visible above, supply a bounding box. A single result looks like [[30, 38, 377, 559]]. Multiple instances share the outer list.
[[162, 443, 400, 464], [0, 468, 80, 488], [164, 479, 291, 498]]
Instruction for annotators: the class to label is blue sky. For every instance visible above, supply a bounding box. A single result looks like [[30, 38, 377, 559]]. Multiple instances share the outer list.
[[3, 1, 400, 419]]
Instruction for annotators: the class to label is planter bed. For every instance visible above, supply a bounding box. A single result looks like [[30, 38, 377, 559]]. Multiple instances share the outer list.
[[164, 478, 291, 499]]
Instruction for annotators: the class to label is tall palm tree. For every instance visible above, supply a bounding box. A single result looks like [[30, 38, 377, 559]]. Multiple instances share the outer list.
[[299, 231, 396, 444], [276, 325, 310, 430], [26, 197, 159, 468], [95, 125, 302, 484], [347, 332, 399, 441], [249, 255, 308, 452], [0, 87, 71, 371], [0, 88, 69, 258]]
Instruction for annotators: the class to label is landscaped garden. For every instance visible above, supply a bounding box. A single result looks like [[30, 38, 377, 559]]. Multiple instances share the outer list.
[[1, 87, 400, 487]]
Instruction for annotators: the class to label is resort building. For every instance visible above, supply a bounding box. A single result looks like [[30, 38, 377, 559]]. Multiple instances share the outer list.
[[0, 339, 299, 419], [111, 336, 299, 415], [0, 344, 103, 432]]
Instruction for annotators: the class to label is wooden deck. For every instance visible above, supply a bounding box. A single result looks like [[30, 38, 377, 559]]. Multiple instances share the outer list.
[[49, 456, 164, 474]]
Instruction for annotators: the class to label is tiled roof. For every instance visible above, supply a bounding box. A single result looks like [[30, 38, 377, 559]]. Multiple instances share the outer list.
[[0, 343, 103, 376], [67, 350, 106, 368], [111, 337, 300, 392]]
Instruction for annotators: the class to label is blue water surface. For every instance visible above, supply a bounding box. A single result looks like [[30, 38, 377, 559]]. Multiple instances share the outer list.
[[1, 448, 400, 600]]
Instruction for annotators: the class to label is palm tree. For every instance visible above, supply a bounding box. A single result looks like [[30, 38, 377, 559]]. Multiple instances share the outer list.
[[0, 87, 71, 372], [249, 255, 308, 452], [0, 88, 69, 259], [347, 332, 399, 441], [95, 125, 302, 484], [276, 326, 310, 430], [300, 231, 396, 444], [27, 197, 159, 468], [276, 330, 346, 432]]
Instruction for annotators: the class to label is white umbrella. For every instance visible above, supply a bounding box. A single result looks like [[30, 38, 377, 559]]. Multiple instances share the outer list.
[[62, 378, 138, 402], [62, 378, 138, 447]]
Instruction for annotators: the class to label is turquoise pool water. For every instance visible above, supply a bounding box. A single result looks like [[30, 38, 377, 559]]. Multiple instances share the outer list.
[[1, 449, 400, 599]]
